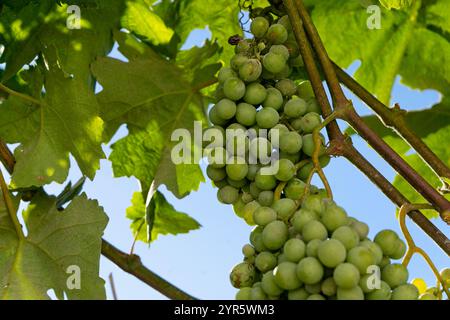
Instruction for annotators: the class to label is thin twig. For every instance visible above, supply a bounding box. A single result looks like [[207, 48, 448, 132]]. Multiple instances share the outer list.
[[108, 273, 119, 300], [0, 139, 15, 174], [0, 168, 24, 239], [0, 83, 42, 106]]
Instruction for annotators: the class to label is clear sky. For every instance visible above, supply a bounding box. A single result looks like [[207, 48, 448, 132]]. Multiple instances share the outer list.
[[6, 27, 449, 300]]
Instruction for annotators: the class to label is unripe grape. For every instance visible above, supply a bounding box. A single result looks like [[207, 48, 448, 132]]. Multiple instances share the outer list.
[[263, 52, 286, 74], [305, 283, 322, 294], [374, 229, 399, 257], [336, 286, 364, 300], [217, 186, 239, 204], [242, 244, 255, 258], [419, 293, 437, 300], [297, 162, 313, 181], [227, 177, 247, 189], [288, 288, 309, 300], [441, 267, 450, 285], [218, 67, 238, 83], [289, 117, 303, 131], [306, 239, 323, 258], [236, 102, 257, 126], [233, 197, 246, 218], [332, 226, 360, 251], [207, 165, 226, 181], [258, 191, 274, 207], [207, 147, 227, 168], [263, 88, 284, 110], [272, 198, 296, 220], [279, 131, 302, 154], [236, 287, 252, 300], [321, 277, 337, 296], [274, 64, 292, 79], [269, 44, 290, 61], [302, 194, 326, 214], [275, 79, 297, 96], [215, 83, 226, 100], [255, 251, 277, 273], [284, 97, 307, 118], [249, 137, 272, 163], [274, 262, 302, 290], [321, 203, 348, 232], [279, 151, 300, 164], [215, 98, 237, 120], [244, 82, 267, 105], [302, 220, 328, 242], [297, 80, 315, 99], [231, 54, 249, 71], [226, 134, 249, 157], [300, 112, 322, 133], [224, 77, 246, 101], [379, 256, 391, 269], [240, 191, 253, 203], [306, 98, 321, 114], [256, 107, 280, 129], [250, 286, 267, 300], [381, 263, 408, 289], [349, 219, 369, 240], [261, 272, 284, 296], [277, 15, 292, 31], [262, 220, 289, 251], [390, 239, 407, 260], [213, 179, 228, 189], [255, 169, 277, 190], [391, 284, 419, 300], [307, 294, 326, 300], [317, 239, 347, 268], [366, 280, 392, 300], [209, 105, 228, 126], [291, 208, 318, 232], [261, 68, 275, 80], [347, 246, 376, 274], [235, 39, 252, 54], [251, 16, 270, 38], [274, 158, 296, 182], [230, 262, 256, 288], [285, 178, 307, 200], [247, 164, 260, 181], [253, 207, 277, 226], [240, 59, 263, 82], [333, 263, 360, 289], [283, 238, 306, 262], [296, 257, 324, 284], [226, 159, 248, 181], [266, 24, 288, 44], [302, 133, 326, 157]]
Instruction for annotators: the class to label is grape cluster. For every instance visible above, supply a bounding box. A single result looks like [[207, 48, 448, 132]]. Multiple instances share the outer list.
[[416, 268, 450, 300], [206, 10, 422, 300]]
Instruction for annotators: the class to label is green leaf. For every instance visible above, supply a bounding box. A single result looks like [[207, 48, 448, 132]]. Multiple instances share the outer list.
[[379, 0, 413, 10], [92, 32, 207, 198], [126, 191, 201, 243], [0, 192, 108, 299]]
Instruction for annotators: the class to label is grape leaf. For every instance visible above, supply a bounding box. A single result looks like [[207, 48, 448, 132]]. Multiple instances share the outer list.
[[379, 0, 413, 10], [92, 31, 207, 198], [126, 191, 201, 243], [0, 192, 108, 300]]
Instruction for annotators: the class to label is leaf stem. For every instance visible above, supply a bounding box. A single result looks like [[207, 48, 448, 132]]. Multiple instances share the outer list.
[[0, 83, 42, 106], [0, 139, 15, 174], [0, 168, 25, 239]]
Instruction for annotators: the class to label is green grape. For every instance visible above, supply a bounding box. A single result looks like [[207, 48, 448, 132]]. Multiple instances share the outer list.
[[261, 272, 284, 296], [255, 251, 277, 273], [236, 103, 257, 126], [306, 98, 321, 114], [303, 194, 326, 214], [379, 256, 391, 269], [305, 283, 322, 294], [230, 262, 256, 288], [297, 162, 314, 181], [272, 198, 296, 221], [224, 77, 246, 101], [279, 132, 303, 154], [203, 125, 225, 148], [284, 97, 307, 118], [207, 165, 226, 181], [302, 220, 328, 242], [359, 240, 383, 265], [300, 112, 322, 133], [207, 147, 227, 168], [227, 178, 248, 189], [247, 164, 260, 181], [391, 284, 419, 300], [235, 39, 252, 54], [250, 286, 267, 300], [374, 229, 399, 257], [289, 118, 303, 131], [332, 226, 360, 251], [283, 238, 306, 262], [336, 286, 364, 300], [297, 80, 315, 99], [253, 207, 277, 226], [215, 83, 226, 100], [256, 107, 280, 129], [227, 122, 247, 131], [349, 219, 369, 240], [249, 137, 272, 162], [266, 23, 288, 44], [251, 16, 270, 38], [233, 197, 246, 218], [269, 44, 290, 61], [285, 178, 307, 200], [277, 253, 289, 264], [226, 159, 248, 181], [291, 208, 319, 233], [296, 257, 324, 284], [242, 244, 255, 258], [275, 79, 297, 97], [218, 67, 238, 83], [306, 239, 323, 258], [243, 200, 259, 225], [359, 274, 376, 293], [263, 88, 284, 110], [217, 186, 239, 204], [277, 15, 292, 31], [249, 182, 262, 198], [441, 267, 450, 287], [381, 264, 408, 289], [274, 262, 302, 290], [240, 59, 263, 83], [302, 133, 326, 157], [262, 220, 289, 250], [241, 191, 253, 203], [250, 226, 266, 252], [390, 239, 407, 260], [274, 159, 296, 182], [347, 246, 376, 274], [366, 281, 392, 300], [307, 294, 326, 300], [258, 191, 274, 206], [255, 170, 278, 190], [288, 288, 309, 300], [213, 179, 228, 189], [236, 287, 252, 300], [209, 105, 228, 126], [226, 134, 249, 157], [274, 64, 292, 79], [279, 152, 300, 165], [269, 124, 289, 144], [261, 68, 275, 80], [333, 263, 360, 289], [419, 293, 437, 300], [263, 52, 287, 74], [317, 239, 347, 268], [231, 54, 249, 71], [321, 203, 348, 232], [321, 277, 337, 296]]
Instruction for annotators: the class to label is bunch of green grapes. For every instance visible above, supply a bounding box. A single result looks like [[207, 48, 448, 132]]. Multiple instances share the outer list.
[[205, 10, 428, 300], [415, 269, 450, 300]]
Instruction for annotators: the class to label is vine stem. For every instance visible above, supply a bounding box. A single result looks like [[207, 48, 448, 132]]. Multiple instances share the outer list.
[[0, 83, 42, 106], [399, 204, 450, 299], [0, 168, 25, 239]]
